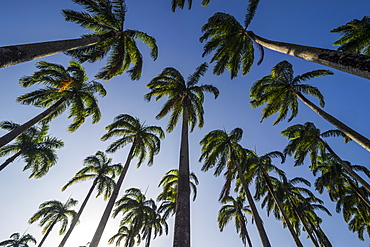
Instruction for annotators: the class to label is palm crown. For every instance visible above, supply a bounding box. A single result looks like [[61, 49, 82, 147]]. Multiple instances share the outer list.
[[63, 0, 158, 80], [0, 232, 37, 247]]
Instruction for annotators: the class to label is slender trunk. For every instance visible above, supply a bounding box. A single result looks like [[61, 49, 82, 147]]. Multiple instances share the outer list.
[[343, 174, 370, 208], [320, 139, 370, 192], [38, 218, 58, 247], [0, 151, 22, 171], [89, 142, 136, 247], [311, 221, 332, 247], [0, 95, 71, 149], [0, 31, 116, 69], [262, 173, 303, 247], [290, 205, 320, 247], [240, 215, 253, 247], [173, 106, 191, 247], [294, 90, 370, 152], [234, 158, 271, 247], [58, 179, 98, 247], [247, 31, 370, 80]]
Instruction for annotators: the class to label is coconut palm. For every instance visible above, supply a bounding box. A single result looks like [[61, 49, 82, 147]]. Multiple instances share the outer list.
[[199, 128, 271, 247], [281, 122, 370, 192], [218, 195, 253, 247], [0, 0, 158, 80], [331, 15, 370, 55], [28, 198, 78, 247], [89, 114, 164, 247], [250, 60, 370, 153], [170, 0, 210, 12], [0, 60, 106, 149], [108, 225, 140, 247], [200, 9, 370, 80], [58, 151, 122, 247], [145, 62, 219, 247], [113, 188, 168, 247], [243, 149, 304, 247], [0, 122, 63, 178], [0, 232, 36, 247]]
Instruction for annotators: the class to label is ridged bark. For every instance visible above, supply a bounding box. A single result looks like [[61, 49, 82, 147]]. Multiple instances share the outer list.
[[247, 31, 370, 80]]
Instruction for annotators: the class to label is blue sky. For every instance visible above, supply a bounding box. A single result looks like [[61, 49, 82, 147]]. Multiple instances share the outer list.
[[0, 0, 369, 246]]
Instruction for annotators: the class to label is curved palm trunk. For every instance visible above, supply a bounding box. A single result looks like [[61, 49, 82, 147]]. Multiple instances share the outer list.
[[262, 173, 303, 247], [0, 32, 116, 69], [294, 90, 370, 153], [38, 218, 58, 247], [89, 141, 136, 247], [173, 106, 191, 247], [234, 158, 271, 247], [247, 31, 370, 80], [319, 138, 370, 192], [58, 179, 98, 247], [0, 151, 22, 171], [0, 95, 72, 149]]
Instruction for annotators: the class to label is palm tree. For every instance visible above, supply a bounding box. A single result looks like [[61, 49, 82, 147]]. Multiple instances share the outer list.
[[0, 122, 63, 178], [113, 188, 168, 247], [281, 122, 370, 192], [331, 15, 370, 55], [28, 198, 78, 247], [89, 114, 164, 247], [108, 225, 140, 247], [218, 195, 253, 247], [0, 60, 106, 149], [170, 0, 210, 12], [0, 232, 36, 247], [145, 62, 219, 247], [200, 10, 370, 80], [199, 128, 271, 247], [250, 60, 370, 152], [244, 149, 304, 247], [58, 151, 122, 247], [0, 0, 158, 80]]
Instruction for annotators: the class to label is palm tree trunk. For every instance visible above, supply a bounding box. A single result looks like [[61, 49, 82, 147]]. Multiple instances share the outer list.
[[38, 218, 58, 247], [58, 179, 98, 247], [0, 95, 72, 149], [89, 141, 136, 247], [319, 138, 370, 192], [343, 174, 370, 208], [290, 206, 320, 247], [234, 158, 271, 247], [0, 31, 116, 69], [240, 215, 253, 247], [312, 221, 332, 247], [173, 106, 191, 247], [262, 173, 303, 247], [294, 90, 370, 153], [247, 31, 370, 80], [0, 151, 22, 171]]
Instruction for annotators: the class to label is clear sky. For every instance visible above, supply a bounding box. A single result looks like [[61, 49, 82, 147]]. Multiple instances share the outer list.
[[0, 0, 369, 246]]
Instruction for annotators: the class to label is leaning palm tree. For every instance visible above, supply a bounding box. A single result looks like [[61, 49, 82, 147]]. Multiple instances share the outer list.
[[281, 122, 370, 192], [58, 151, 122, 247], [218, 195, 253, 247], [199, 128, 271, 247], [89, 114, 164, 247], [200, 8, 370, 80], [0, 0, 158, 80], [145, 62, 219, 247], [0, 60, 106, 149], [250, 60, 370, 153], [28, 198, 78, 247], [0, 232, 37, 247], [0, 122, 63, 178]]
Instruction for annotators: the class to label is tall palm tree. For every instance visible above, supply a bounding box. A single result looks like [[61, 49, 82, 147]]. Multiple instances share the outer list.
[[0, 0, 158, 80], [0, 232, 36, 247], [244, 149, 304, 247], [250, 60, 370, 153], [58, 151, 122, 247], [281, 122, 370, 192], [0, 122, 63, 178], [331, 15, 370, 55], [145, 62, 219, 247], [218, 195, 253, 247], [200, 10, 370, 80], [0, 60, 106, 149], [89, 114, 164, 247], [28, 198, 78, 247], [170, 0, 210, 12], [113, 188, 168, 247], [199, 128, 271, 247]]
